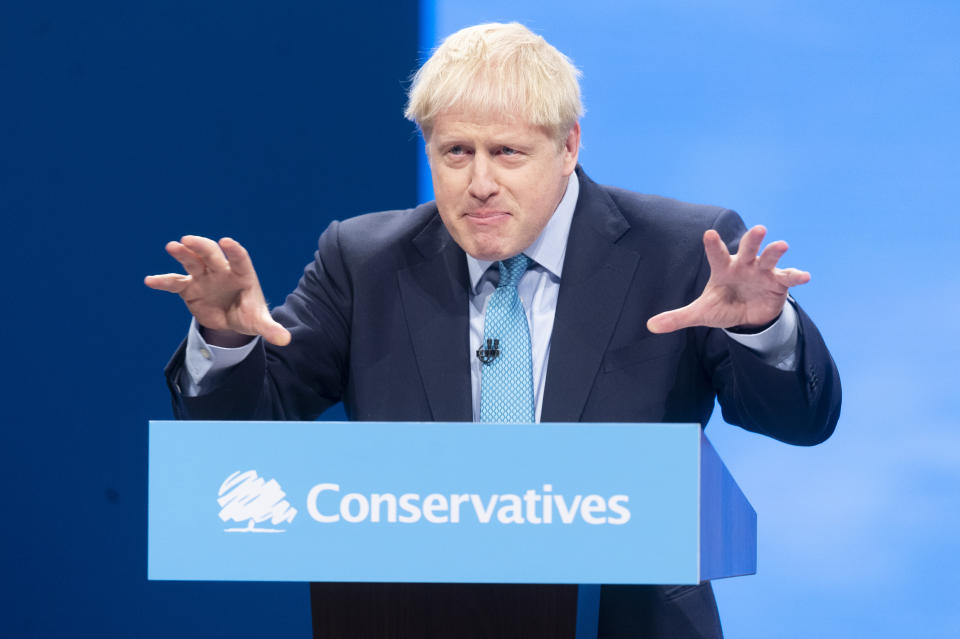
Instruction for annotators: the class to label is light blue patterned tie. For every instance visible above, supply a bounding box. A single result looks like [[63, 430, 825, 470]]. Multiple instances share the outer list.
[[479, 254, 534, 423]]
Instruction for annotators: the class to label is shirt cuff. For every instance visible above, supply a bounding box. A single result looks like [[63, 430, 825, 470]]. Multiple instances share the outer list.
[[722, 300, 799, 371], [181, 318, 260, 396]]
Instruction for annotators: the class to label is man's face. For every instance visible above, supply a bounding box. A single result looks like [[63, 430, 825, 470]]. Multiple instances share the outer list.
[[426, 111, 580, 261]]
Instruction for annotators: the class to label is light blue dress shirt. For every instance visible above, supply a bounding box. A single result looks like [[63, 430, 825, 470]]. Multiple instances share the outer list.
[[183, 172, 799, 419]]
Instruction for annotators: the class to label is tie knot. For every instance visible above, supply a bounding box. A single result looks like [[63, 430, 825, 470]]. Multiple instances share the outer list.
[[497, 254, 531, 288]]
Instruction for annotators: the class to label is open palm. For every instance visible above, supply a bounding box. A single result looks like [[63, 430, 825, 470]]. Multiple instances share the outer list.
[[144, 235, 290, 346], [647, 225, 809, 334]]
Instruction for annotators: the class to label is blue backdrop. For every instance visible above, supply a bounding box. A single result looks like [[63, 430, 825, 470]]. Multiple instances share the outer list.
[[429, 1, 960, 637], [4, 1, 958, 637], [3, 2, 417, 636]]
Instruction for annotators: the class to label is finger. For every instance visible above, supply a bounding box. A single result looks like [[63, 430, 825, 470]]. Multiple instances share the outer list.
[[647, 302, 700, 334], [255, 312, 291, 346], [166, 241, 206, 277], [757, 240, 789, 270], [736, 225, 767, 258], [702, 230, 732, 272], [144, 273, 192, 293], [773, 267, 811, 288], [181, 235, 229, 272], [736, 225, 767, 260], [219, 237, 255, 278]]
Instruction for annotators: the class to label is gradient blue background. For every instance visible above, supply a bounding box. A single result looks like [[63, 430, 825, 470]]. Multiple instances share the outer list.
[[4, 0, 958, 636], [427, 2, 960, 636]]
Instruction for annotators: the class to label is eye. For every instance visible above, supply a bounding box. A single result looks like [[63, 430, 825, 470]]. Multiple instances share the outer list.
[[448, 145, 465, 155], [500, 146, 518, 156]]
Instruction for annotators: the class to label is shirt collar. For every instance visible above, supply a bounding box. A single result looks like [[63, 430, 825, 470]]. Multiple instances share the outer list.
[[466, 172, 580, 293]]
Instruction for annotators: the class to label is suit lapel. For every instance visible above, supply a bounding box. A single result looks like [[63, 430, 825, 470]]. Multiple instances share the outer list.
[[541, 170, 641, 422], [397, 212, 473, 422]]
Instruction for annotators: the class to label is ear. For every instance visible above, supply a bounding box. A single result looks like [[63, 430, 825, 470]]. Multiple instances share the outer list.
[[422, 135, 433, 166], [560, 123, 581, 175]]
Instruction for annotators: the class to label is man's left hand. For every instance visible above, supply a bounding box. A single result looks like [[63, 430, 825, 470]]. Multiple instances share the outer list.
[[646, 225, 809, 334]]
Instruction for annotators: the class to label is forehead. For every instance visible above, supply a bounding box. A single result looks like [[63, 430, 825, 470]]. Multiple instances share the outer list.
[[428, 109, 551, 145]]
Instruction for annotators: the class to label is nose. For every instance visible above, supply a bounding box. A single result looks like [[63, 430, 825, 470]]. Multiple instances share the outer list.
[[467, 154, 499, 201]]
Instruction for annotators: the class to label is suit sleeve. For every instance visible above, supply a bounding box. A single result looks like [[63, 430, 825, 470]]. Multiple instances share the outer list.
[[164, 221, 352, 421], [698, 209, 841, 446]]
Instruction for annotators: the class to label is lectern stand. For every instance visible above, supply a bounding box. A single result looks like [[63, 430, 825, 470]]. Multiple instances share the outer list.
[[149, 421, 756, 638]]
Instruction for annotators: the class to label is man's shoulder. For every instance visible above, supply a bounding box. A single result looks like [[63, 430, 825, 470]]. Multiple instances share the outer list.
[[335, 202, 440, 246], [320, 202, 441, 255], [312, 201, 452, 277], [574, 169, 746, 257], [599, 183, 730, 228], [578, 170, 742, 245]]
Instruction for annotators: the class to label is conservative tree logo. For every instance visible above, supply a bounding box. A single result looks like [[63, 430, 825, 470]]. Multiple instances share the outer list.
[[217, 470, 298, 533]]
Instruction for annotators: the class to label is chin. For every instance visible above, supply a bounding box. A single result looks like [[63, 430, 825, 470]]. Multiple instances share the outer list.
[[466, 247, 509, 262], [458, 236, 517, 262]]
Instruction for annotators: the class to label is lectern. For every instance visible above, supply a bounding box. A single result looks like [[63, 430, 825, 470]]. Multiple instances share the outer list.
[[149, 421, 756, 638]]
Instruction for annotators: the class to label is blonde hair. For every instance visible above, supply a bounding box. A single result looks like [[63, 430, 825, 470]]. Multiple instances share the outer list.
[[404, 22, 584, 144]]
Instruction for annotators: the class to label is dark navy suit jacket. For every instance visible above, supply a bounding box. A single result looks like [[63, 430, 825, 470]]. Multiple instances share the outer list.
[[166, 167, 841, 638]]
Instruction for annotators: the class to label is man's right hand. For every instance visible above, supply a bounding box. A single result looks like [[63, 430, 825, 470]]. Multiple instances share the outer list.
[[144, 236, 291, 347]]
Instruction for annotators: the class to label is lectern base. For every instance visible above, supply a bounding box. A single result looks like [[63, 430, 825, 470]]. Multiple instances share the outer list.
[[308, 582, 723, 639], [309, 582, 579, 639]]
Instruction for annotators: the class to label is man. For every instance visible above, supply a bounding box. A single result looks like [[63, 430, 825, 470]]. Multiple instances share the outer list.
[[147, 22, 840, 639]]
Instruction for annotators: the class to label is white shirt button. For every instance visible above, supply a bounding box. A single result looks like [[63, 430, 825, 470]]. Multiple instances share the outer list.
[[199, 348, 212, 360]]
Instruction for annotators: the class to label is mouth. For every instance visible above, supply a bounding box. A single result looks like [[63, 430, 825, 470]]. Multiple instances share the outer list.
[[464, 209, 511, 222]]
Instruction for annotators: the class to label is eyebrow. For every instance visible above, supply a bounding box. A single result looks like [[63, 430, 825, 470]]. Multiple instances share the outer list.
[[434, 137, 536, 153]]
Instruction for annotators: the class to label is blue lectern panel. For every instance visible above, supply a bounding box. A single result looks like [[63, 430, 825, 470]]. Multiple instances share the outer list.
[[699, 435, 757, 581], [149, 421, 712, 584]]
